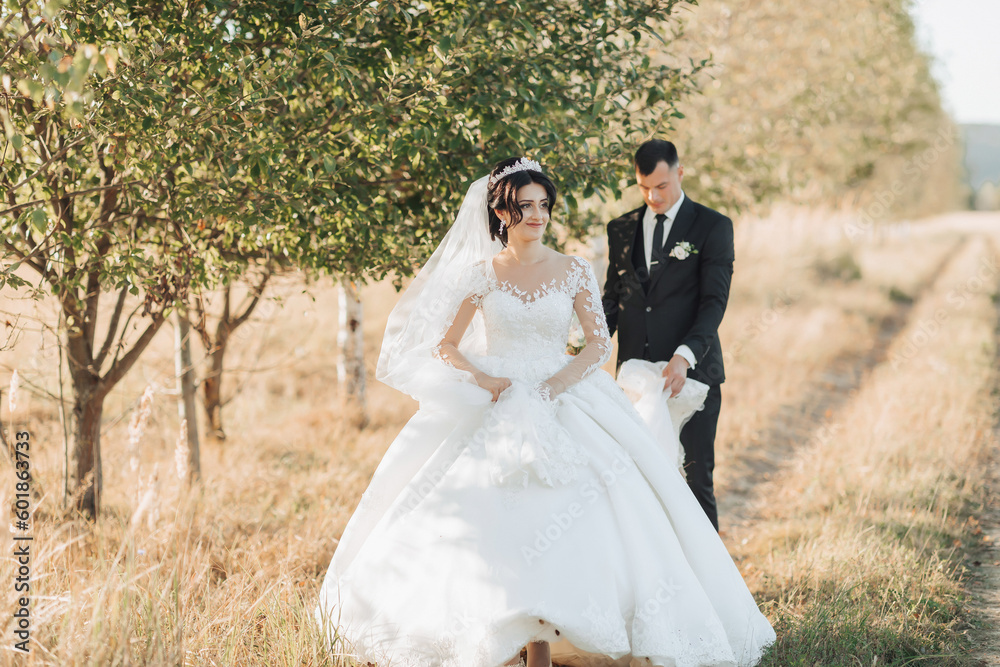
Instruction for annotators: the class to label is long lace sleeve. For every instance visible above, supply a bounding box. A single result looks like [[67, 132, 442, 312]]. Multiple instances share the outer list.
[[436, 297, 484, 379], [434, 262, 490, 381], [542, 257, 613, 396]]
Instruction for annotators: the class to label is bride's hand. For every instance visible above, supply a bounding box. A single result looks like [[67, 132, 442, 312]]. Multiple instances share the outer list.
[[474, 372, 512, 402]]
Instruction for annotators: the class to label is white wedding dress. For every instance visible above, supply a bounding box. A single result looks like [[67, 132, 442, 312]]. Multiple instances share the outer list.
[[315, 255, 775, 667]]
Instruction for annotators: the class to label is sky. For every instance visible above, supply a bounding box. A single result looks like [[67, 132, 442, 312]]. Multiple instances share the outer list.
[[910, 0, 1000, 125]]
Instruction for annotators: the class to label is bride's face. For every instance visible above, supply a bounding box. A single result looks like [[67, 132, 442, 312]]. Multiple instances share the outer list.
[[498, 182, 550, 244]]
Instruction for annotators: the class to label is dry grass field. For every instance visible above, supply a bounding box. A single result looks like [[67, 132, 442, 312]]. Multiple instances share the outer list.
[[2, 210, 1000, 665]]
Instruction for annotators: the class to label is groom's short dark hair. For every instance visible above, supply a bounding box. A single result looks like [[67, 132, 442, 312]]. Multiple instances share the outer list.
[[634, 139, 679, 175]]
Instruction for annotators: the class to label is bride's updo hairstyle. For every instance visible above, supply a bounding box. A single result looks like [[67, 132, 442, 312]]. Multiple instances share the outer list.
[[487, 157, 557, 247]]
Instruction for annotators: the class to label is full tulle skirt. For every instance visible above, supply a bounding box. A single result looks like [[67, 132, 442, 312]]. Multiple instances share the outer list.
[[315, 363, 774, 667]]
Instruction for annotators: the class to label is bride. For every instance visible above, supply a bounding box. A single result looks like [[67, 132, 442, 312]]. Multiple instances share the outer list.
[[315, 158, 775, 667]]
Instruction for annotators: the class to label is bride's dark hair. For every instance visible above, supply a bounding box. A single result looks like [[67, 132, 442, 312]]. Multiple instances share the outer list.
[[487, 158, 557, 247]]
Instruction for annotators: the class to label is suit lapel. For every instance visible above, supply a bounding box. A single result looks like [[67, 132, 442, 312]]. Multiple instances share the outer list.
[[616, 206, 645, 283], [649, 196, 697, 293]]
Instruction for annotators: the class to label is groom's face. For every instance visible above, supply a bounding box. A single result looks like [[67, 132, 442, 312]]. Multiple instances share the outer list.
[[636, 160, 684, 215]]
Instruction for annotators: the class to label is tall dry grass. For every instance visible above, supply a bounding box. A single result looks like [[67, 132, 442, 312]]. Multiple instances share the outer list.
[[1, 212, 998, 665], [714, 209, 959, 501], [0, 274, 413, 665], [724, 229, 1000, 664]]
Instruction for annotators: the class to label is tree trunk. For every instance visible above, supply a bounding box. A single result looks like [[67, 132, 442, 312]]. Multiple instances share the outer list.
[[337, 279, 367, 427], [192, 269, 271, 442], [175, 310, 201, 482], [202, 331, 228, 441], [73, 389, 104, 518], [71, 388, 104, 516], [63, 298, 166, 519], [67, 329, 105, 517]]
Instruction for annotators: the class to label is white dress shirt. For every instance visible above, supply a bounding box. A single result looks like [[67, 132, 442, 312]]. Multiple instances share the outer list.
[[640, 192, 697, 370], [641, 191, 686, 272]]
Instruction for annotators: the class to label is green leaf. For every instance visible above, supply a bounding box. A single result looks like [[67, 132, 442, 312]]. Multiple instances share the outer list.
[[30, 209, 47, 233], [16, 78, 44, 102]]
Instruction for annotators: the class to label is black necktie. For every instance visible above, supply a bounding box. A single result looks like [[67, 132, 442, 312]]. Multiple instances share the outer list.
[[650, 213, 667, 270]]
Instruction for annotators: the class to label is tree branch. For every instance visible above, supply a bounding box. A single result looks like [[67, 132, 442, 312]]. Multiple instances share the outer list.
[[189, 293, 213, 350], [1, 176, 145, 218], [82, 269, 101, 350], [0, 4, 44, 70], [94, 151, 119, 229], [3, 241, 48, 279], [216, 286, 231, 342], [0, 0, 31, 35], [231, 265, 272, 329], [94, 286, 127, 370], [81, 156, 119, 349], [58, 293, 92, 375], [100, 313, 167, 391], [4, 136, 89, 195]]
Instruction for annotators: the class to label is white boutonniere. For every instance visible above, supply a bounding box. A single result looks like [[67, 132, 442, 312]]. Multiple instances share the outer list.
[[668, 241, 698, 260]]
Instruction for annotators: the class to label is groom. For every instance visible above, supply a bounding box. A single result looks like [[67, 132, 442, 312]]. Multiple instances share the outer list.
[[602, 139, 734, 531]]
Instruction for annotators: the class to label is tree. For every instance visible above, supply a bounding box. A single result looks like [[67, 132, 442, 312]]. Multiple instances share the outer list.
[[174, 308, 200, 482], [336, 277, 366, 425], [655, 0, 960, 216], [2, 0, 704, 517], [189, 263, 272, 441]]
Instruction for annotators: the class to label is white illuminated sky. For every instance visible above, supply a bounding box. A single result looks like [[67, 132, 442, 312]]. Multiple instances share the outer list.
[[911, 0, 1000, 125]]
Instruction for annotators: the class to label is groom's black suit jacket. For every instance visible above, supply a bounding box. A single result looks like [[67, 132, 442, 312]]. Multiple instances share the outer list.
[[601, 197, 734, 385]]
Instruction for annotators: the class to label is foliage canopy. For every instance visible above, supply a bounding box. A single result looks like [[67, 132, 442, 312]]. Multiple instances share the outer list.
[[1, 0, 703, 515]]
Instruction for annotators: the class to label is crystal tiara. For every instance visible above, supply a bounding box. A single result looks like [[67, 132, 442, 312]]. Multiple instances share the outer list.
[[489, 157, 543, 184]]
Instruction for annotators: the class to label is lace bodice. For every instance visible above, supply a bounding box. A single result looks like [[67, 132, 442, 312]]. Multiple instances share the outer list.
[[430, 254, 614, 489], [479, 282, 575, 359], [438, 257, 611, 396], [460, 255, 613, 393]]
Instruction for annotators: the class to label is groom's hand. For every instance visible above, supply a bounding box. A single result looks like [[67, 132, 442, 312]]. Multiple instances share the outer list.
[[662, 355, 690, 398]]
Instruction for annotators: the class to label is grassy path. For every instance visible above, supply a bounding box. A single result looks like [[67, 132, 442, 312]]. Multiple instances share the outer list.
[[718, 238, 964, 527], [965, 241, 1000, 666], [720, 226, 1000, 665], [969, 453, 1000, 665]]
